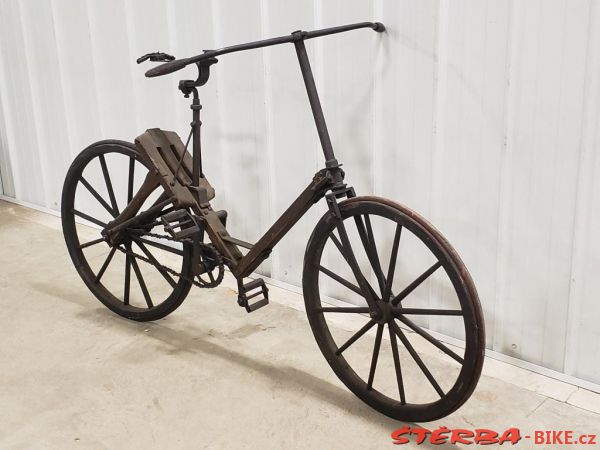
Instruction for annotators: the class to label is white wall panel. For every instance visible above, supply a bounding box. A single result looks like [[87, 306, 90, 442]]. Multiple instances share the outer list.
[[1, 0, 599, 386], [20, 0, 72, 209], [210, 0, 272, 275], [258, 0, 321, 285], [564, 0, 600, 385], [493, 0, 590, 372]]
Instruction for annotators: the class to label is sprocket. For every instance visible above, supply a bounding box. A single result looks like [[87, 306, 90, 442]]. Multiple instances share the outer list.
[[194, 243, 224, 288]]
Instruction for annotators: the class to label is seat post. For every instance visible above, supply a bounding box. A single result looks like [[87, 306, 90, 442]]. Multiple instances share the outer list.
[[178, 58, 218, 196]]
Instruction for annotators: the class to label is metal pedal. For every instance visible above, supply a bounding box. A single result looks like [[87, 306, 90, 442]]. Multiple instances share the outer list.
[[237, 278, 269, 313], [160, 209, 202, 240]]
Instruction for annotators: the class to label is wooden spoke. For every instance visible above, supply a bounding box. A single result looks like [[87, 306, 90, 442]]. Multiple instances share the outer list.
[[317, 306, 371, 314], [330, 227, 379, 305], [319, 265, 363, 297], [354, 214, 387, 296], [124, 244, 132, 305], [131, 236, 184, 257], [391, 321, 445, 398], [396, 315, 464, 364], [367, 323, 384, 390], [130, 256, 154, 308], [388, 323, 407, 404], [72, 209, 107, 228], [382, 223, 402, 302], [94, 247, 117, 283], [134, 241, 177, 288], [99, 154, 120, 216], [391, 261, 443, 305], [335, 319, 376, 356], [394, 308, 463, 317], [79, 237, 106, 249], [127, 156, 135, 204], [79, 177, 117, 217]]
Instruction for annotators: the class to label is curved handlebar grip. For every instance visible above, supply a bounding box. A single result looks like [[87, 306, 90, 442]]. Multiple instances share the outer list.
[[372, 22, 386, 32], [137, 54, 151, 64], [145, 58, 190, 78]]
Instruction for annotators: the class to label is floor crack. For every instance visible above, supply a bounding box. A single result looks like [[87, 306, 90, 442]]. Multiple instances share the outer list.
[[526, 398, 547, 418], [564, 387, 579, 404]]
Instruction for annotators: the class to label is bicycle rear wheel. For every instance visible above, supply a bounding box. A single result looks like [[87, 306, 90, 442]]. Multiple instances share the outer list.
[[303, 196, 485, 422], [62, 140, 193, 322]]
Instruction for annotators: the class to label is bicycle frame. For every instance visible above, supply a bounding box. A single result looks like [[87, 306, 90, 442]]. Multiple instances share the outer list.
[[104, 22, 385, 279]]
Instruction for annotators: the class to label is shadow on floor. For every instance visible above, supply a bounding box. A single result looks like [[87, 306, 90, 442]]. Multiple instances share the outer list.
[[31, 278, 457, 449], [82, 305, 458, 449]]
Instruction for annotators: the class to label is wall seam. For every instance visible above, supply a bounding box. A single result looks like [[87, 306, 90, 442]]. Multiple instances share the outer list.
[[492, 0, 519, 353], [371, 0, 384, 197], [0, 80, 7, 196], [49, 0, 77, 161], [0, 2, 22, 198], [563, 0, 597, 377], [123, 0, 143, 133], [16, 1, 52, 208], [259, 0, 278, 280], [209, 0, 231, 211], [431, 0, 448, 227], [84, 0, 106, 139]]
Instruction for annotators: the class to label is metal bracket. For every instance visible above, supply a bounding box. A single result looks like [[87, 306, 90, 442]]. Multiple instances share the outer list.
[[178, 56, 219, 97], [325, 185, 355, 220]]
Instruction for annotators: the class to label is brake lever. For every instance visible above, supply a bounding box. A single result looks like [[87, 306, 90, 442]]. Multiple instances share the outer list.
[[137, 52, 176, 64]]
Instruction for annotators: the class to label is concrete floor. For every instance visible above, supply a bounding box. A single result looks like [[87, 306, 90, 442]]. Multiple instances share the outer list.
[[1, 199, 599, 449]]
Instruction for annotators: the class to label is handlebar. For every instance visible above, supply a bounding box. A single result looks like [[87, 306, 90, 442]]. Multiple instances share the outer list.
[[145, 21, 385, 78]]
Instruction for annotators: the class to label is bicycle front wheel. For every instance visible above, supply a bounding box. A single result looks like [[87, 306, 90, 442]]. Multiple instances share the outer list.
[[302, 196, 485, 422]]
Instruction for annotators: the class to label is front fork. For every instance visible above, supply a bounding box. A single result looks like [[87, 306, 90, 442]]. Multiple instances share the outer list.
[[324, 185, 380, 314]]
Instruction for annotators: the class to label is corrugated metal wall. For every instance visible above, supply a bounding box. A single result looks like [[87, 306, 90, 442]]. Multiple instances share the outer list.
[[1, 0, 599, 386]]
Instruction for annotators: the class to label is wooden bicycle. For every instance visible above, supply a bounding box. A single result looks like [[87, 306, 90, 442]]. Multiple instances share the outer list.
[[62, 21, 485, 422]]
